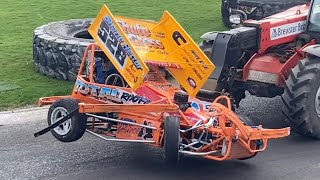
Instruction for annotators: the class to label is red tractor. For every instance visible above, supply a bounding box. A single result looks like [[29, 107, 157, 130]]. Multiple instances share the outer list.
[[200, 0, 320, 139]]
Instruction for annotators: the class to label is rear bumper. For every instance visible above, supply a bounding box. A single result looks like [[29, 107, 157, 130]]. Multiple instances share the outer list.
[[38, 96, 71, 107]]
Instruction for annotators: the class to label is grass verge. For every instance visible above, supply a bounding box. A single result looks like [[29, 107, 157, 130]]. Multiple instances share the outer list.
[[0, 0, 225, 111]]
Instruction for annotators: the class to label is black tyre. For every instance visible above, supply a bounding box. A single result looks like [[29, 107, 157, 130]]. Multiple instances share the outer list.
[[164, 116, 181, 167], [282, 57, 320, 139], [221, 0, 233, 28], [238, 114, 254, 126], [33, 19, 94, 81], [237, 114, 260, 160], [48, 98, 87, 142]]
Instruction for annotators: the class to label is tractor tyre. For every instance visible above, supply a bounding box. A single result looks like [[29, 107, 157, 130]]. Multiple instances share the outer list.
[[48, 98, 87, 142], [282, 56, 320, 139], [164, 116, 181, 167], [221, 0, 233, 28], [33, 19, 94, 81]]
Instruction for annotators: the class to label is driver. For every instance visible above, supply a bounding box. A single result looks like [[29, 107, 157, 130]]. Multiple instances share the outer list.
[[94, 57, 105, 84]]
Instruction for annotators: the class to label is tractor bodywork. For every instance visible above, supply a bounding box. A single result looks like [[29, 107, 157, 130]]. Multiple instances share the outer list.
[[201, 0, 320, 138], [221, 0, 308, 27]]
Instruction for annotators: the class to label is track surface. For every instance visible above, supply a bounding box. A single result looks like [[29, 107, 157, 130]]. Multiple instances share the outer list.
[[1, 94, 320, 180]]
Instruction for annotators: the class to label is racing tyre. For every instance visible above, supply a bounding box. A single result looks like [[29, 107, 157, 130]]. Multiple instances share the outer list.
[[282, 57, 320, 139], [48, 98, 87, 142], [164, 116, 181, 167], [237, 114, 260, 160], [33, 19, 94, 81]]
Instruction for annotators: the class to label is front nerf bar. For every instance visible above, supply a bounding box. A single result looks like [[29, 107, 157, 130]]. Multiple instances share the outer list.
[[179, 96, 290, 161]]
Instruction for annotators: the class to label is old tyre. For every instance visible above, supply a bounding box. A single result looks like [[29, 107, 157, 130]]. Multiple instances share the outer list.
[[33, 19, 94, 81], [48, 98, 87, 142], [164, 116, 181, 167], [282, 57, 320, 139]]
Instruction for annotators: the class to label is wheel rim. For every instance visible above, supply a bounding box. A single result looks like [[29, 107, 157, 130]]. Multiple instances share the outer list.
[[51, 107, 72, 135], [315, 87, 320, 118]]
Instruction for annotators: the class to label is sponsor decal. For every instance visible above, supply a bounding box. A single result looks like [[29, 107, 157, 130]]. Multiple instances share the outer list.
[[145, 60, 182, 69], [117, 20, 151, 37], [191, 101, 211, 111], [75, 79, 150, 104], [117, 20, 165, 50], [118, 118, 141, 134], [270, 20, 306, 40], [187, 77, 197, 89], [191, 50, 209, 70], [137, 121, 154, 140], [172, 31, 187, 46], [97, 16, 143, 70]]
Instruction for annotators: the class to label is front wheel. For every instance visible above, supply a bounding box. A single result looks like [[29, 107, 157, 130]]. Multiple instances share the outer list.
[[164, 116, 181, 167], [282, 56, 320, 139], [48, 98, 87, 142], [237, 114, 260, 160]]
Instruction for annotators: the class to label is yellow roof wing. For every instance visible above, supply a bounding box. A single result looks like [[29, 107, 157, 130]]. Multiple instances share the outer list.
[[89, 5, 215, 97]]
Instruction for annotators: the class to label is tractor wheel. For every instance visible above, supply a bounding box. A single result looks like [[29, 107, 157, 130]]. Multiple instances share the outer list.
[[282, 56, 320, 139], [164, 116, 181, 167], [33, 19, 94, 81], [221, 0, 233, 28], [48, 98, 87, 142], [237, 114, 260, 160]]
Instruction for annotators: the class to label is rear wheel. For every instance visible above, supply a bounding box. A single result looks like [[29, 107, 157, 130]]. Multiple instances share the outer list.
[[282, 56, 320, 139], [164, 116, 181, 167], [48, 98, 87, 142], [221, 0, 233, 28]]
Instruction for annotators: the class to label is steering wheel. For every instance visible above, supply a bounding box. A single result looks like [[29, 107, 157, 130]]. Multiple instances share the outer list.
[[105, 73, 126, 87]]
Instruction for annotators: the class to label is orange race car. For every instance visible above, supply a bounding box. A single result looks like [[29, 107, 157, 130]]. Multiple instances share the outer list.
[[34, 5, 290, 166]]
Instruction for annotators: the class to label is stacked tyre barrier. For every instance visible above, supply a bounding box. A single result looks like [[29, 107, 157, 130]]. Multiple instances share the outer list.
[[33, 19, 94, 81]]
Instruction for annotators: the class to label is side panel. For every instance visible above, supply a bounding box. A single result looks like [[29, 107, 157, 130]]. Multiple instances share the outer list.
[[116, 113, 161, 143]]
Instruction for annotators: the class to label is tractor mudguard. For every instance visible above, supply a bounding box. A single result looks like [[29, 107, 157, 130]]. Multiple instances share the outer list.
[[200, 31, 219, 41], [303, 45, 320, 57]]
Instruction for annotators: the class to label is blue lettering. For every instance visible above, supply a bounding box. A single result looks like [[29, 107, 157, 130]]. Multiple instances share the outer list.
[[88, 84, 100, 96], [75, 79, 89, 94], [98, 87, 112, 98], [123, 44, 142, 70]]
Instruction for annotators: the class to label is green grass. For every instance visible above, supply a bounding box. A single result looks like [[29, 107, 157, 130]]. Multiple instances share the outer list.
[[0, 0, 226, 111]]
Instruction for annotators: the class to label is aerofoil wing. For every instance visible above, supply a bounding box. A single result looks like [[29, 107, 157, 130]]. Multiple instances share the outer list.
[[88, 5, 215, 97]]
